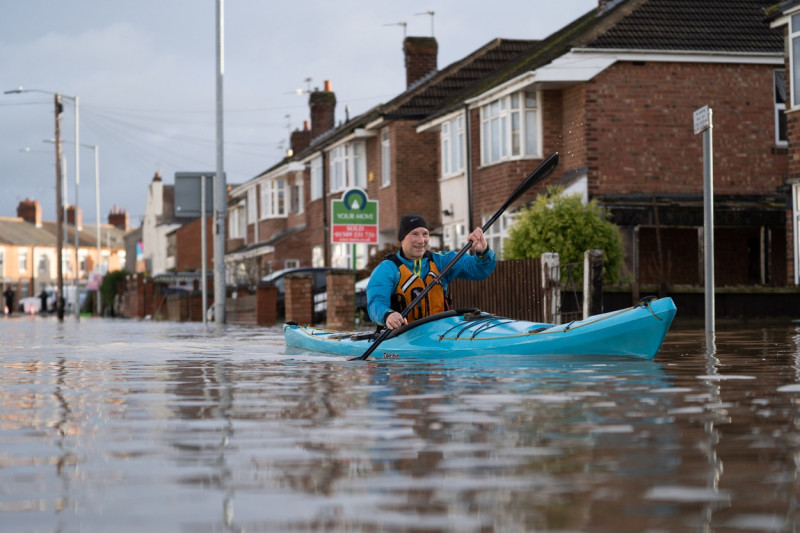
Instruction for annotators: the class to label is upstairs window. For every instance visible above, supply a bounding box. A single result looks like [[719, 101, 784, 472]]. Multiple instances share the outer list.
[[229, 206, 245, 239], [18, 249, 27, 273], [329, 142, 366, 193], [775, 69, 787, 146], [247, 188, 257, 224], [290, 175, 304, 214], [480, 90, 540, 166], [441, 115, 465, 177], [310, 156, 323, 200], [260, 178, 286, 218], [381, 129, 391, 187], [792, 14, 800, 108]]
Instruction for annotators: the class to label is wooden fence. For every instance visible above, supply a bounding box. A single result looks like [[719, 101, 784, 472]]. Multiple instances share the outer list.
[[449, 258, 544, 322]]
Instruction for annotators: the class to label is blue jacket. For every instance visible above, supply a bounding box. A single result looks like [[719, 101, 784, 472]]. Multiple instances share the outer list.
[[366, 248, 496, 326]]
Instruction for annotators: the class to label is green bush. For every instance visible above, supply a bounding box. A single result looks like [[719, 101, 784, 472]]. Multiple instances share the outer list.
[[100, 270, 129, 316], [505, 186, 624, 283]]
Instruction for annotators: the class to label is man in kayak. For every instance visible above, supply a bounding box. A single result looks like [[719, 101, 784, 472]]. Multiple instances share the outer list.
[[366, 213, 496, 329]]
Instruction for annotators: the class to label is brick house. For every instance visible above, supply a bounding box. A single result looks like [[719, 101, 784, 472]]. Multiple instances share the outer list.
[[0, 198, 128, 306], [225, 38, 539, 286], [768, 1, 800, 284], [415, 0, 788, 289]]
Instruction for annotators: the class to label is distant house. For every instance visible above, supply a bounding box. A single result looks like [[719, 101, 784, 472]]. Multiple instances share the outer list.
[[224, 37, 540, 285], [0, 198, 127, 304]]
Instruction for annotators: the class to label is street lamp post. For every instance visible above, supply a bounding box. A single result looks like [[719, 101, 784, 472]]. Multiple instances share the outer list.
[[4, 87, 79, 321], [45, 139, 100, 315]]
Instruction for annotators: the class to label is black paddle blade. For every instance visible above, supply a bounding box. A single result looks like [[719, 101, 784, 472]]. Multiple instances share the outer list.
[[352, 152, 560, 361]]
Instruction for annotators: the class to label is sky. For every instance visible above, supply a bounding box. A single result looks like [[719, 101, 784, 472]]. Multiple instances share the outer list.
[[1, 0, 597, 227]]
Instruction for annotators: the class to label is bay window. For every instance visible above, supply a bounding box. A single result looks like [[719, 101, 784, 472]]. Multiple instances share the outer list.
[[260, 178, 286, 218], [480, 90, 540, 165], [329, 141, 366, 193]]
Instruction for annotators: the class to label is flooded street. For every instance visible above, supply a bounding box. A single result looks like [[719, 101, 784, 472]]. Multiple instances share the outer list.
[[2, 315, 800, 532]]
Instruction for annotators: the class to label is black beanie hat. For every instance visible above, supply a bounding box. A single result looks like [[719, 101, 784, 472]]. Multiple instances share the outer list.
[[397, 214, 428, 242]]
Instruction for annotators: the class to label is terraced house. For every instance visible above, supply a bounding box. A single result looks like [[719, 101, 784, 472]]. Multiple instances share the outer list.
[[225, 0, 794, 302]]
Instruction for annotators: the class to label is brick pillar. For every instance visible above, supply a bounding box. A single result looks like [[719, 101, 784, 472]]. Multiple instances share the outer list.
[[326, 270, 356, 330], [285, 274, 313, 324], [257, 285, 278, 326]]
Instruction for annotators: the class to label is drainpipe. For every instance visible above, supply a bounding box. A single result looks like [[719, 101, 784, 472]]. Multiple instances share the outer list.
[[322, 151, 330, 266], [464, 103, 474, 229]]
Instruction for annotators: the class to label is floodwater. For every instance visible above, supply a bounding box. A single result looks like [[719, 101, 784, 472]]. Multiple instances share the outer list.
[[2, 314, 800, 532]]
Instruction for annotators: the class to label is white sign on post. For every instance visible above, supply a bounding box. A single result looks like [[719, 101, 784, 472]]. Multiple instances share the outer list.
[[693, 105, 710, 135]]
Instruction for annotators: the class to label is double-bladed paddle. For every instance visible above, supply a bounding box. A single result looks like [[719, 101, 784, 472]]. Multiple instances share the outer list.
[[350, 151, 559, 361]]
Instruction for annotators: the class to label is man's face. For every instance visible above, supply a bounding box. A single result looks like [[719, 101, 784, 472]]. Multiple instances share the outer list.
[[401, 227, 429, 260]]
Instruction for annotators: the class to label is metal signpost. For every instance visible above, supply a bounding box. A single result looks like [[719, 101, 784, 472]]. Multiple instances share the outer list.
[[694, 105, 714, 335]]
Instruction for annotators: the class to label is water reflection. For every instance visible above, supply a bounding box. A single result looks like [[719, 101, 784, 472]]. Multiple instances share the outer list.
[[2, 316, 800, 531]]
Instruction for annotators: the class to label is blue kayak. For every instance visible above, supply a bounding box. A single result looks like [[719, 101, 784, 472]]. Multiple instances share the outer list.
[[284, 297, 677, 360]]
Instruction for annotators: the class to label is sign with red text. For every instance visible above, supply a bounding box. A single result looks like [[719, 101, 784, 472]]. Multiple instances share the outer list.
[[331, 188, 378, 244]]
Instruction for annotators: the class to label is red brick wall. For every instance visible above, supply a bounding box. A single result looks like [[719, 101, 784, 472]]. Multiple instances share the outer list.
[[392, 121, 440, 231], [285, 274, 313, 324], [585, 61, 786, 197], [175, 216, 214, 271], [326, 270, 355, 330]]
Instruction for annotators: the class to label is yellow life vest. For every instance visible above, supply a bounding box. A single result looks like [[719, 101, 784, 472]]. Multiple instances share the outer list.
[[389, 252, 450, 323]]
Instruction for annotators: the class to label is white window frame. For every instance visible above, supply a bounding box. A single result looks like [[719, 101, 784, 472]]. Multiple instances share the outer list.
[[79, 249, 88, 275], [18, 249, 27, 273], [310, 156, 323, 200], [290, 174, 304, 215], [247, 188, 257, 224], [482, 211, 517, 260], [331, 242, 368, 269], [775, 69, 788, 147], [229, 205, 245, 239], [792, 14, 800, 108], [441, 115, 465, 177], [260, 178, 286, 219], [0, 249, 4, 278], [329, 141, 366, 193], [381, 129, 391, 187], [480, 90, 540, 166]]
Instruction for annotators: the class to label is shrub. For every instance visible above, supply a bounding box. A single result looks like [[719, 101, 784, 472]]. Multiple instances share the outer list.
[[505, 186, 623, 283]]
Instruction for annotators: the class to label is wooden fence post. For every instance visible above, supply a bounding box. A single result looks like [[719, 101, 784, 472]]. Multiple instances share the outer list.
[[541, 253, 560, 324], [583, 249, 604, 318]]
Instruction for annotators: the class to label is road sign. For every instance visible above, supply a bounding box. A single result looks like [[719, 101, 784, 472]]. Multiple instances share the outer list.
[[331, 188, 378, 244], [693, 105, 711, 135]]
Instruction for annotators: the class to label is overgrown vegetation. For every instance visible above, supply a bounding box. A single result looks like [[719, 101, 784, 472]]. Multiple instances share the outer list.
[[505, 186, 624, 283], [100, 270, 129, 316]]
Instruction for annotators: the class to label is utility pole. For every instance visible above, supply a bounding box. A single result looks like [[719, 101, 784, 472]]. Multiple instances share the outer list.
[[214, 0, 227, 324], [54, 94, 65, 321]]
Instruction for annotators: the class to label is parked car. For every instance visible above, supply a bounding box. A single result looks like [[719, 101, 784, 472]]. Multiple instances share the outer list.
[[259, 267, 336, 323]]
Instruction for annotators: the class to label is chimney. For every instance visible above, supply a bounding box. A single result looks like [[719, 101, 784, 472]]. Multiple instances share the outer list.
[[17, 198, 42, 227], [290, 120, 312, 155], [404, 36, 438, 88], [66, 205, 82, 229], [309, 80, 336, 139], [108, 205, 129, 231]]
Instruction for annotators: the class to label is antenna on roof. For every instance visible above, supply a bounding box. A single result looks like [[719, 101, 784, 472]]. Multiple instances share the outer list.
[[414, 10, 435, 37], [383, 21, 407, 38]]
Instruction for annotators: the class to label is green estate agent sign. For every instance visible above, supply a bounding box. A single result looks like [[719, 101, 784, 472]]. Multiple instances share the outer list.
[[331, 188, 378, 244]]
